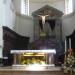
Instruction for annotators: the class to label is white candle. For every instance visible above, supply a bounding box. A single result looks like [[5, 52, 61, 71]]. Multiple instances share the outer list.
[[69, 38, 71, 49], [65, 39, 67, 52]]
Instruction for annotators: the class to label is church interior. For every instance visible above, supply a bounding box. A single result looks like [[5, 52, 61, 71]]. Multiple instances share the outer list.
[[0, 0, 75, 75]]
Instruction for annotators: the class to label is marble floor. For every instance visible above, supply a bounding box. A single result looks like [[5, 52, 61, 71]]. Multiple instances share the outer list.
[[0, 66, 74, 75]]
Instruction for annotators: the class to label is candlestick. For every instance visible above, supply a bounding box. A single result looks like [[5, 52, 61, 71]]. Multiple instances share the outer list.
[[65, 39, 67, 52]]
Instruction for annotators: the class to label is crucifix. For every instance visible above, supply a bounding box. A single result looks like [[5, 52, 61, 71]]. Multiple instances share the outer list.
[[38, 15, 49, 30]]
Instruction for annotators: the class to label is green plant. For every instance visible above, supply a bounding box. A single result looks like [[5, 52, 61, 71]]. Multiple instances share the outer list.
[[63, 49, 75, 74]]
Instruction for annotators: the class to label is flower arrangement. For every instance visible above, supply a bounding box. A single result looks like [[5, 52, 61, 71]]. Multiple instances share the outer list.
[[63, 49, 75, 74]]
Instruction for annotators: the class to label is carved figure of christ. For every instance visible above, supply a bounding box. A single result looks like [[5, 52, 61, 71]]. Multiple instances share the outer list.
[[38, 15, 49, 30]]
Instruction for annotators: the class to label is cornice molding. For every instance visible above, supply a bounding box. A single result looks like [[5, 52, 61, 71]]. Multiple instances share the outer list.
[[62, 11, 75, 19], [15, 12, 33, 20]]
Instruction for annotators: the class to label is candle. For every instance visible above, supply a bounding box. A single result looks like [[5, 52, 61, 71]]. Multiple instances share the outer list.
[[69, 38, 71, 49], [65, 39, 67, 52]]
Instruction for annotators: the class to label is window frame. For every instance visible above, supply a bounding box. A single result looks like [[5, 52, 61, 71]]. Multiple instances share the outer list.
[[65, 0, 73, 14], [21, 0, 29, 15]]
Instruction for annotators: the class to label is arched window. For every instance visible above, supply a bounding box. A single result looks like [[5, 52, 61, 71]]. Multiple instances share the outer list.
[[65, 0, 73, 14], [21, 0, 29, 15]]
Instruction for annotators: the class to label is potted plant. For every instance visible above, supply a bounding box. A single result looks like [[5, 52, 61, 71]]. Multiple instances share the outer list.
[[63, 49, 75, 74]]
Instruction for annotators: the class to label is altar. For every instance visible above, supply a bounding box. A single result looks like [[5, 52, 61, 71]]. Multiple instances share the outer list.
[[10, 49, 56, 66]]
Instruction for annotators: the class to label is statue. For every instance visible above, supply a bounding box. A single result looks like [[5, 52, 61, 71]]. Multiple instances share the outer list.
[[38, 15, 49, 30]]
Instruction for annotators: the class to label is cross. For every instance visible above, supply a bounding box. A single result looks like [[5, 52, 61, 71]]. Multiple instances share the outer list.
[[38, 15, 49, 29]]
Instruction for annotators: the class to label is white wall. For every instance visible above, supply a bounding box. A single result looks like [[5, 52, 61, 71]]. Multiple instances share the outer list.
[[0, 0, 16, 29], [73, 0, 75, 12], [0, 0, 5, 26], [14, 13, 34, 42], [13, 0, 21, 13], [4, 0, 15, 29], [62, 12, 75, 40], [60, 0, 75, 41]]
